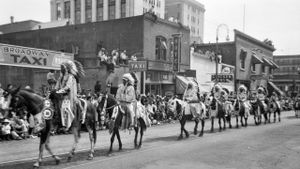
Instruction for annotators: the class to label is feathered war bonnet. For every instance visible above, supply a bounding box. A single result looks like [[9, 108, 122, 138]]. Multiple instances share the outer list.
[[61, 60, 85, 78], [238, 85, 247, 94], [257, 85, 267, 95]]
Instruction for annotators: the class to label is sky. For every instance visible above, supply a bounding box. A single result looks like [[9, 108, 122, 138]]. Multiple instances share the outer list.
[[0, 0, 300, 55]]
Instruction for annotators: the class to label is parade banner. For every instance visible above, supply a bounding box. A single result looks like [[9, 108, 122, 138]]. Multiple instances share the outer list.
[[0, 43, 74, 70]]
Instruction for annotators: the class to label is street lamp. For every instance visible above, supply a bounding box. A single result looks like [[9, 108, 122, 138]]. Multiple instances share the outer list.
[[215, 24, 230, 84]]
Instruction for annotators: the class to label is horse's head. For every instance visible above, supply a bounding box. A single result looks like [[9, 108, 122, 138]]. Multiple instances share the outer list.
[[168, 98, 182, 114], [4, 86, 23, 111], [5, 87, 45, 116]]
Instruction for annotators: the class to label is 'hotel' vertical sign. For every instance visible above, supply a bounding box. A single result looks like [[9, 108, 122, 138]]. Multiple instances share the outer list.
[[172, 35, 180, 72]]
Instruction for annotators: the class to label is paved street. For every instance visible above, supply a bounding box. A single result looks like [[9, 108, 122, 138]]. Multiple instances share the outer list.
[[1, 111, 300, 169]]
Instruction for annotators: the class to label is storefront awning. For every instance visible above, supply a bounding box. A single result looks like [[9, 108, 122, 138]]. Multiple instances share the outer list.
[[262, 58, 273, 67], [251, 54, 263, 64], [268, 81, 284, 96], [269, 59, 279, 69]]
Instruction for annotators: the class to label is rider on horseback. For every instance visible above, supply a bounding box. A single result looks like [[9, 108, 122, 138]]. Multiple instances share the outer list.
[[116, 73, 136, 129], [55, 60, 85, 130], [183, 82, 204, 120]]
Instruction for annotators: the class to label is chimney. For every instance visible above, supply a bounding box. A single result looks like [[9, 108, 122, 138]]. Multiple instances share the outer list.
[[10, 16, 14, 23]]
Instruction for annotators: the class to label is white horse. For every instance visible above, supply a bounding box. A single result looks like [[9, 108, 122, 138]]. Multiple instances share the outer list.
[[168, 98, 206, 139]]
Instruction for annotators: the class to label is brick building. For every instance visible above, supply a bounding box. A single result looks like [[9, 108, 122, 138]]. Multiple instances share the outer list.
[[273, 55, 300, 97], [0, 14, 190, 95], [194, 30, 281, 94]]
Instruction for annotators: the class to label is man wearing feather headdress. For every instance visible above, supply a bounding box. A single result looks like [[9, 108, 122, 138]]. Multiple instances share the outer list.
[[55, 60, 85, 129], [116, 73, 136, 129]]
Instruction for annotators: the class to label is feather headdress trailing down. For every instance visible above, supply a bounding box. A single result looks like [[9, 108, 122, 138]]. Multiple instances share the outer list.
[[61, 60, 85, 78]]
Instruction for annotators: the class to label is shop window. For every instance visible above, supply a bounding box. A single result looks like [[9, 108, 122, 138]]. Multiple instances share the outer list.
[[239, 49, 247, 70], [270, 68, 273, 74], [155, 36, 167, 61], [262, 65, 266, 73], [251, 63, 256, 72]]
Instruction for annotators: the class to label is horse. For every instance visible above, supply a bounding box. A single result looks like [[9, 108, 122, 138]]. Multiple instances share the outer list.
[[97, 93, 148, 153], [168, 97, 206, 139], [6, 88, 97, 168], [269, 97, 281, 123], [254, 97, 269, 125], [233, 99, 250, 127]]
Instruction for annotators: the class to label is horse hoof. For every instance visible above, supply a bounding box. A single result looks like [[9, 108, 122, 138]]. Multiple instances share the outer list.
[[177, 135, 183, 140], [119, 146, 122, 151], [55, 157, 61, 165], [87, 155, 94, 160], [198, 132, 203, 137], [210, 129, 214, 133], [236, 125, 239, 128], [186, 133, 190, 138], [193, 130, 197, 135]]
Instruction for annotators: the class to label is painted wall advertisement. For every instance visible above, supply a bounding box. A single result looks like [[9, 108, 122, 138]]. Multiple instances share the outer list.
[[0, 43, 74, 70]]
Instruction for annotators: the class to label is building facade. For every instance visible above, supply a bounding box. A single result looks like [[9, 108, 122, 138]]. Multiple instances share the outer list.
[[194, 30, 280, 94], [273, 55, 300, 97], [0, 14, 190, 95], [190, 48, 235, 93], [0, 20, 41, 34], [50, 0, 165, 25], [165, 0, 205, 43]]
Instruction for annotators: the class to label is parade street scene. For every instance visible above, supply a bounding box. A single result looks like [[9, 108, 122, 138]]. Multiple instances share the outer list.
[[0, 0, 300, 169]]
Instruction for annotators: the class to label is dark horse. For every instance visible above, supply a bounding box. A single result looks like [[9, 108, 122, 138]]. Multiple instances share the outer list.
[[6, 88, 97, 168], [269, 97, 281, 123], [97, 93, 147, 153], [168, 98, 206, 139]]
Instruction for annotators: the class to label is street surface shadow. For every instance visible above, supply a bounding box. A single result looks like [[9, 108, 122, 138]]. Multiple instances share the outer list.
[[144, 135, 180, 143], [0, 147, 124, 169], [286, 115, 298, 119]]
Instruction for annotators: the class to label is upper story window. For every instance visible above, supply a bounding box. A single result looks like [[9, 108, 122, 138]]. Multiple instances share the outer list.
[[108, 0, 116, 20], [56, 3, 61, 20], [155, 36, 167, 61], [121, 0, 126, 18], [85, 0, 92, 22], [97, 0, 104, 21], [75, 0, 81, 24], [239, 49, 247, 70], [64, 1, 71, 19]]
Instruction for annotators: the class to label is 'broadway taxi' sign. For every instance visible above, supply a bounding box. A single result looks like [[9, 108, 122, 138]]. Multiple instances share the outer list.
[[129, 61, 147, 72], [0, 43, 74, 70]]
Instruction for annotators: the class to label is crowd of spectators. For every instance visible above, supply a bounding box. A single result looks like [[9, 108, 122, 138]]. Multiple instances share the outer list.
[[0, 83, 37, 141]]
